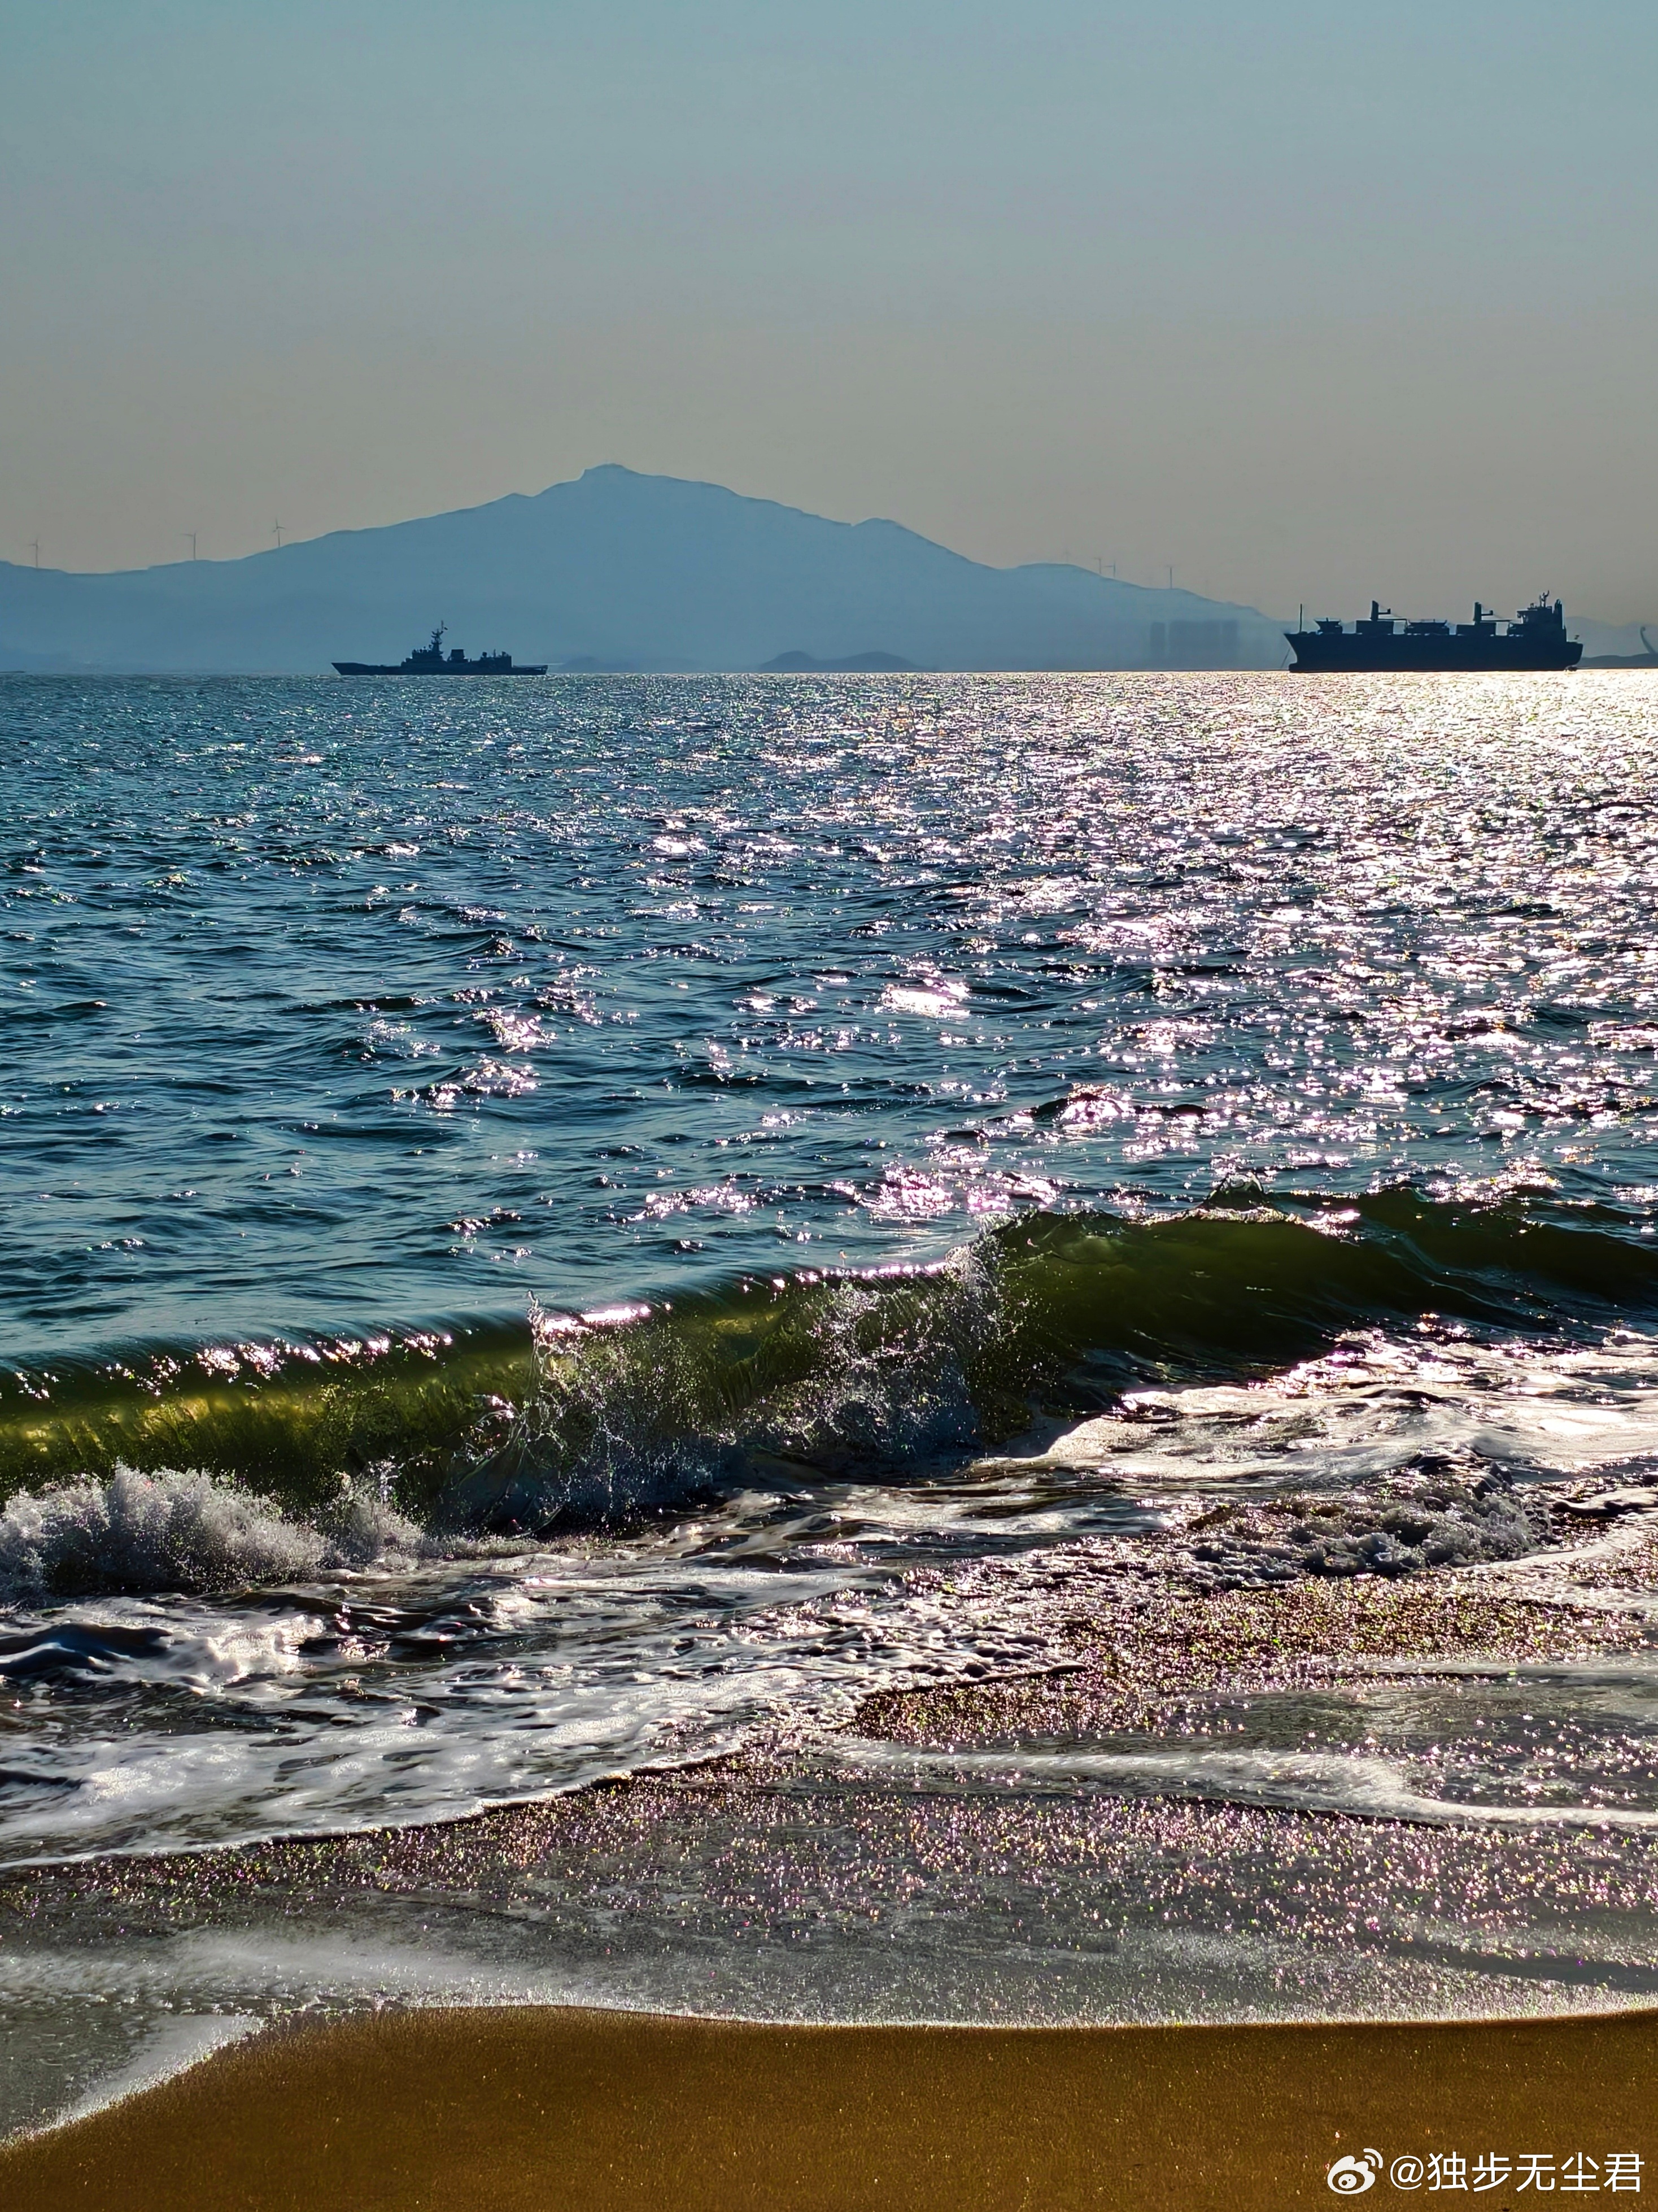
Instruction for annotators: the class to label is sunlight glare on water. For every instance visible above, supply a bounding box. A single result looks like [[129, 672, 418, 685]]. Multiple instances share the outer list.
[[5, 670, 1658, 1884], [5, 671, 1657, 1352]]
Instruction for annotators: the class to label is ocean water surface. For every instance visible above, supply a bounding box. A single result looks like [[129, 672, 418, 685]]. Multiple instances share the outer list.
[[5, 669, 1658, 2122]]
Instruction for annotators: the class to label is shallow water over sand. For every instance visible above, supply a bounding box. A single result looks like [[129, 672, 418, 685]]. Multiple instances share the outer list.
[[5, 671, 1658, 2124]]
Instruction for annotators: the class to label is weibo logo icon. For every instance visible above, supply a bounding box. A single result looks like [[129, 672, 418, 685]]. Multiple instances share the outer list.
[[1327, 2150, 1383, 2194]]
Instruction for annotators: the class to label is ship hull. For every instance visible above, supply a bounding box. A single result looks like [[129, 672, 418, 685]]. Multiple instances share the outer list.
[[333, 662, 548, 676], [1286, 634, 1582, 673]]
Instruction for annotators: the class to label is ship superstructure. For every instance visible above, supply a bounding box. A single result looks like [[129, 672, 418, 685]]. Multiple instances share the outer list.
[[334, 625, 547, 676], [1286, 597, 1582, 673]]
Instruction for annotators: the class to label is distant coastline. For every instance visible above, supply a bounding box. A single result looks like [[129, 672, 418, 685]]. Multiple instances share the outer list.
[[760, 648, 919, 673], [3, 468, 1650, 677], [0, 464, 1288, 676]]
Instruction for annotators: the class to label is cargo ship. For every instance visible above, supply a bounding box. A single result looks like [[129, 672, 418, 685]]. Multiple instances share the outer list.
[[334, 625, 547, 676], [1286, 596, 1582, 672]]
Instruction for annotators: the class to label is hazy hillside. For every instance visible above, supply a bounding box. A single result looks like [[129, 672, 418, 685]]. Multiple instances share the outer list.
[[1569, 616, 1658, 664], [0, 466, 1288, 674]]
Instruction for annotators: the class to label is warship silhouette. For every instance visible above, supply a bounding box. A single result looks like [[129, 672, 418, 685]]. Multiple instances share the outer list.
[[334, 625, 547, 676], [1286, 596, 1582, 672]]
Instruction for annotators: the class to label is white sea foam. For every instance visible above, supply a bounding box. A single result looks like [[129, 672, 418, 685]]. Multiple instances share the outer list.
[[1170, 1471, 1548, 1591], [0, 1466, 426, 1602], [817, 1739, 1658, 1833], [5, 1329, 1658, 1865]]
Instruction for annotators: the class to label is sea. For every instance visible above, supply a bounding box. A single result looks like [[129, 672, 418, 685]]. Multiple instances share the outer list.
[[5, 669, 1658, 2127]]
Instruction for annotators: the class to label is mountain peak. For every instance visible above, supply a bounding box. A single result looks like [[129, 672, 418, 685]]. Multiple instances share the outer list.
[[0, 472, 1286, 674]]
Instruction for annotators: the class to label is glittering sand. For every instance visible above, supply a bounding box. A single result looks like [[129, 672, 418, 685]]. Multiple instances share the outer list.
[[855, 1553, 1655, 1746], [3, 2002, 1656, 2211], [7, 1554, 1657, 2206]]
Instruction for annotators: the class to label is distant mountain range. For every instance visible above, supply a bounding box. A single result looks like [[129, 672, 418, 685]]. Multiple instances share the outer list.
[[0, 465, 1289, 674]]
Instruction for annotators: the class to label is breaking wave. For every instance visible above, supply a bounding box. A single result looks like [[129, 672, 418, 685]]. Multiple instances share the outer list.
[[4, 1184, 1657, 1595], [0, 1466, 429, 1603]]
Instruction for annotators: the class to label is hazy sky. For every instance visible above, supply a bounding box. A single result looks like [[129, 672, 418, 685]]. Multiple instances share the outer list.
[[4, 0, 1655, 619]]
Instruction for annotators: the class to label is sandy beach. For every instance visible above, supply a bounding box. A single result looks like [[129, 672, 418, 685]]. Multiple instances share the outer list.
[[9, 0, 1658, 2196], [4, 2002, 1655, 2211], [8, 674, 1658, 2211], [7, 1544, 1657, 2203]]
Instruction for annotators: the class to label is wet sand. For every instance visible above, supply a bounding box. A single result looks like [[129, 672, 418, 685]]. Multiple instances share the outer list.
[[7, 1526, 1656, 2205], [3, 2003, 1655, 2212]]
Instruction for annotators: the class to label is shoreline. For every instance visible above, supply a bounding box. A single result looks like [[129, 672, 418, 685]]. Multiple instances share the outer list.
[[4, 2001, 1656, 2211], [8, 1498, 1657, 2191]]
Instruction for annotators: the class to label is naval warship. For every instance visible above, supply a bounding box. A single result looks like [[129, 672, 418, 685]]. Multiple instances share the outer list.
[[334, 625, 547, 677], [1286, 596, 1582, 672]]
